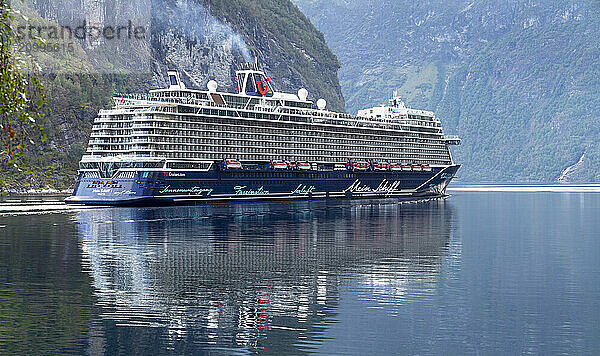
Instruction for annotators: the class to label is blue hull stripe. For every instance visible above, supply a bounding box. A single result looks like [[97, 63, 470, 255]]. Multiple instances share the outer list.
[[66, 165, 460, 206]]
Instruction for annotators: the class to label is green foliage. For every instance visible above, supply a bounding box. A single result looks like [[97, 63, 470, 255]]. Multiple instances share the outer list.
[[0, 0, 46, 188], [2, 73, 152, 191]]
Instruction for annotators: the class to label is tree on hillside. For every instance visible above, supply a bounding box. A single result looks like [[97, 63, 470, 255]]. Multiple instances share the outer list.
[[0, 0, 46, 189]]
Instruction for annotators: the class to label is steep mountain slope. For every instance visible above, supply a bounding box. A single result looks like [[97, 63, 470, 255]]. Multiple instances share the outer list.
[[9, 0, 344, 189], [152, 0, 344, 110], [294, 0, 600, 182]]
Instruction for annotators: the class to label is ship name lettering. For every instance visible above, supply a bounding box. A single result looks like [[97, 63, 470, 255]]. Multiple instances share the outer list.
[[344, 179, 401, 194], [291, 184, 315, 196], [234, 185, 269, 195], [376, 179, 401, 194], [344, 180, 373, 193], [114, 190, 136, 196], [159, 185, 213, 196]]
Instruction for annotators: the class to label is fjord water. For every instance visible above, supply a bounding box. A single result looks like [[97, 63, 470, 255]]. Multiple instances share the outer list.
[[0, 191, 599, 354]]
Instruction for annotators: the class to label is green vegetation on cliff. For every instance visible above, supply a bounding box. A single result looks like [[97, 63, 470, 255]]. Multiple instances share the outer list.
[[10, 74, 151, 190]]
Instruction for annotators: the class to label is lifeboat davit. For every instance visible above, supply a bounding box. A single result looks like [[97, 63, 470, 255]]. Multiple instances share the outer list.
[[374, 161, 389, 171], [271, 160, 288, 170], [224, 159, 242, 170], [296, 161, 311, 170], [353, 161, 369, 171]]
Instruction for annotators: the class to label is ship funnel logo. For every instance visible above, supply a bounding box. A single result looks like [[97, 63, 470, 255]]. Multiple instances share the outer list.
[[257, 78, 269, 95]]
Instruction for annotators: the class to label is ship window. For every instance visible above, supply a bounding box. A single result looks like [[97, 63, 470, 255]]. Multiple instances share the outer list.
[[237, 73, 245, 92], [169, 75, 178, 86], [142, 161, 164, 168], [245, 75, 256, 93], [80, 162, 99, 170]]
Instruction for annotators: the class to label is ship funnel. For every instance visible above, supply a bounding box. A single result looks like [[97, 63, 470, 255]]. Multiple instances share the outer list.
[[240, 62, 259, 71], [390, 90, 405, 108]]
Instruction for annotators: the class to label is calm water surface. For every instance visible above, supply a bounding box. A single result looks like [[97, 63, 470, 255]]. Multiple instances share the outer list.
[[0, 191, 599, 355]]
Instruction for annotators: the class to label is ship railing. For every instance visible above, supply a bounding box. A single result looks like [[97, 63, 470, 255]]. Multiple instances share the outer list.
[[88, 139, 114, 144], [131, 123, 154, 128], [131, 138, 149, 143], [113, 93, 209, 108], [94, 116, 133, 122], [94, 124, 125, 129], [110, 93, 446, 135], [131, 115, 153, 120]]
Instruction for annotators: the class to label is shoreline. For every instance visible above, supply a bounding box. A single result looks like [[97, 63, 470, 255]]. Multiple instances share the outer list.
[[0, 193, 71, 204]]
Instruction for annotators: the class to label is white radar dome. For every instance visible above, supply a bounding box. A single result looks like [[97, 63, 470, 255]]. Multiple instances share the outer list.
[[317, 98, 327, 110], [207, 80, 218, 92], [297, 88, 308, 101]]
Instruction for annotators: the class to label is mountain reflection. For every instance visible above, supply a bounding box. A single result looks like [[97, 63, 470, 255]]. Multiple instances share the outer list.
[[76, 199, 456, 354]]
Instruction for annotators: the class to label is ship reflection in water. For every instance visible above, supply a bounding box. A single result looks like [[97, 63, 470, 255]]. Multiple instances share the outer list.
[[76, 199, 456, 354]]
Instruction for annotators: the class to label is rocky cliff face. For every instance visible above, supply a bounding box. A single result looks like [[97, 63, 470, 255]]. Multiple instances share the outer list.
[[294, 0, 600, 182], [151, 0, 345, 108], [150, 0, 252, 91], [196, 0, 344, 111], [28, 0, 344, 107], [15, 0, 345, 189]]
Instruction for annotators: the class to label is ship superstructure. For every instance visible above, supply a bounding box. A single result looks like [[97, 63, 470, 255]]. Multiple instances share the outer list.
[[67, 63, 460, 205]]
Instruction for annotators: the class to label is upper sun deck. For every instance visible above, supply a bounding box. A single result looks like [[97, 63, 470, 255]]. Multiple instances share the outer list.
[[113, 65, 316, 112], [357, 91, 437, 122], [147, 64, 314, 108], [106, 65, 444, 133]]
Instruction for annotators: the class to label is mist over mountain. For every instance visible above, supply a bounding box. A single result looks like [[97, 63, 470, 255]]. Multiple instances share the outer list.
[[293, 0, 600, 182]]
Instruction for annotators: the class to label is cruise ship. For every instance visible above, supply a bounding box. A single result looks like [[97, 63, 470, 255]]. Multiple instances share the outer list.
[[66, 63, 461, 205]]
